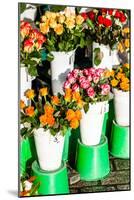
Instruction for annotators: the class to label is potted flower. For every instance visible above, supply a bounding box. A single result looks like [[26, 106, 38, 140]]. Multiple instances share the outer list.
[[81, 8, 128, 69], [20, 87, 82, 171], [108, 63, 130, 126], [64, 68, 111, 145], [38, 8, 86, 94], [20, 21, 46, 99]]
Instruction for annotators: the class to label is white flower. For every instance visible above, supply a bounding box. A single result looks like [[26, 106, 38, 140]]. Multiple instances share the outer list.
[[24, 180, 33, 191], [24, 122, 31, 129], [115, 18, 123, 27]]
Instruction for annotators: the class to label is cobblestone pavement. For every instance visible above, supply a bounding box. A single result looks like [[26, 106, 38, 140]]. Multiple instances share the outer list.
[[68, 156, 130, 194]]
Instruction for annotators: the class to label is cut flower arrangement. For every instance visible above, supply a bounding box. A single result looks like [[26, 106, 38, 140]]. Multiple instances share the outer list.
[[38, 8, 86, 60], [20, 21, 46, 76], [20, 87, 82, 137], [81, 8, 128, 48]]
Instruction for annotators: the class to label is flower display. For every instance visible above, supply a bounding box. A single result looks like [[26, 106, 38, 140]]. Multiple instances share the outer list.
[[81, 8, 128, 48], [20, 20, 46, 76], [106, 64, 130, 91], [64, 68, 111, 113], [20, 87, 82, 137], [38, 8, 86, 60]]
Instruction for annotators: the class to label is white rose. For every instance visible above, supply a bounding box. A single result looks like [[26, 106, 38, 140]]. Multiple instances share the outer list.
[[24, 180, 33, 191]]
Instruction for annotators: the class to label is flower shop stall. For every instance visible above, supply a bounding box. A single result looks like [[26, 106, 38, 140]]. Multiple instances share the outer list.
[[19, 4, 130, 197]]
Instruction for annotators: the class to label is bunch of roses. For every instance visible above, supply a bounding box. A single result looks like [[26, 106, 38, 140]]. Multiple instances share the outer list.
[[81, 8, 128, 48], [63, 68, 111, 102], [20, 87, 82, 136], [118, 26, 130, 53], [106, 64, 130, 91], [20, 21, 46, 53]]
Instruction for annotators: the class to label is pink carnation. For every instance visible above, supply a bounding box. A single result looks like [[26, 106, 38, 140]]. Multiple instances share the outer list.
[[63, 80, 71, 89], [72, 83, 79, 92], [88, 67, 96, 75], [86, 87, 95, 98], [100, 84, 110, 95], [83, 69, 89, 76], [93, 74, 100, 84], [87, 74, 92, 82], [96, 68, 104, 77], [79, 76, 86, 84], [80, 80, 90, 89], [72, 69, 80, 78], [68, 74, 76, 84]]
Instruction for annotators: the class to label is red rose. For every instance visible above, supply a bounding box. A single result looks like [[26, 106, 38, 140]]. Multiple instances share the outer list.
[[115, 10, 121, 18], [103, 18, 112, 27], [101, 8, 107, 14], [24, 38, 34, 53], [88, 11, 95, 21], [108, 9, 113, 15], [98, 15, 104, 25], [81, 12, 88, 21], [119, 13, 126, 23]]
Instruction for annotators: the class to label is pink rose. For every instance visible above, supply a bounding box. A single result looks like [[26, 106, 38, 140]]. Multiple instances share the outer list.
[[83, 69, 89, 76], [72, 69, 80, 78], [93, 74, 100, 84], [68, 74, 76, 84], [100, 84, 110, 95], [80, 80, 90, 89], [87, 74, 92, 82], [72, 83, 79, 92], [96, 68, 104, 77], [88, 67, 96, 75], [79, 76, 86, 84], [86, 87, 95, 98], [63, 80, 71, 89]]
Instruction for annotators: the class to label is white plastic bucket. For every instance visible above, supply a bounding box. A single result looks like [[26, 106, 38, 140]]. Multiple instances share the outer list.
[[34, 128, 65, 171], [50, 50, 75, 95], [80, 101, 107, 146], [20, 4, 37, 21], [113, 88, 129, 126]]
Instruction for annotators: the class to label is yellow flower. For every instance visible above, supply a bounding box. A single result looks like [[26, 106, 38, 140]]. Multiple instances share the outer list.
[[76, 15, 84, 25], [70, 118, 79, 129], [39, 87, 48, 97], [118, 42, 124, 53], [58, 14, 65, 24], [120, 82, 129, 91], [111, 79, 119, 87], [122, 27, 130, 34], [116, 72, 125, 80], [64, 88, 72, 102], [25, 89, 35, 100], [25, 106, 35, 117], [121, 77, 129, 83], [72, 92, 81, 101], [39, 114, 47, 126], [20, 100, 26, 110], [51, 96, 60, 105], [54, 24, 64, 35], [41, 15, 47, 22], [104, 70, 111, 78], [44, 104, 54, 115], [125, 39, 129, 48], [45, 11, 52, 19], [66, 109, 76, 121], [75, 110, 82, 121], [110, 70, 115, 77], [49, 18, 57, 28], [123, 63, 129, 69], [77, 99, 84, 109], [65, 17, 75, 29], [40, 23, 49, 34]]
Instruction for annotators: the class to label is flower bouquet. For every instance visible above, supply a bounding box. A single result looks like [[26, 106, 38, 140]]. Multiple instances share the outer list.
[[64, 67, 111, 145], [20, 87, 82, 171], [107, 64, 130, 126]]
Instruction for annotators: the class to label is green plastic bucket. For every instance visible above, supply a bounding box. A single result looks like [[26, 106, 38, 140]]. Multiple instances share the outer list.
[[75, 135, 110, 181], [109, 120, 129, 159], [32, 161, 69, 195], [62, 129, 71, 162]]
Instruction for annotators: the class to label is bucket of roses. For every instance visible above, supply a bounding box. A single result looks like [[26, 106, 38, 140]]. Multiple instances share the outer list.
[[20, 87, 82, 171], [81, 9, 128, 69], [38, 8, 86, 95], [108, 63, 130, 126], [20, 21, 46, 100], [64, 68, 111, 146]]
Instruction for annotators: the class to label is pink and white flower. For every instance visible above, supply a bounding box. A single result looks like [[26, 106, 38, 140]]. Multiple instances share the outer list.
[[96, 68, 104, 77], [79, 76, 86, 84], [72, 69, 80, 78], [68, 73, 76, 84], [93, 74, 100, 84], [86, 87, 95, 98], [80, 80, 90, 89], [63, 80, 71, 89], [100, 84, 110, 95], [83, 69, 89, 76], [87, 74, 92, 82], [72, 83, 79, 91], [88, 67, 96, 75]]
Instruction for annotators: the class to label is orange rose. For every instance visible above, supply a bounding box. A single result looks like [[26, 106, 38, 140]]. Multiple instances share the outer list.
[[54, 24, 64, 35], [44, 104, 54, 115], [40, 23, 49, 34], [116, 72, 125, 80], [111, 79, 119, 87], [75, 110, 82, 121], [66, 109, 76, 121], [123, 63, 129, 69], [25, 106, 35, 117], [76, 15, 84, 25], [125, 39, 129, 48], [120, 82, 129, 91], [72, 92, 81, 101], [39, 87, 48, 97], [70, 118, 79, 129], [20, 100, 26, 110], [25, 89, 35, 99], [104, 70, 111, 78], [121, 77, 129, 83], [51, 96, 60, 105], [39, 114, 47, 126], [64, 88, 72, 102], [77, 99, 84, 108], [47, 116, 55, 127]]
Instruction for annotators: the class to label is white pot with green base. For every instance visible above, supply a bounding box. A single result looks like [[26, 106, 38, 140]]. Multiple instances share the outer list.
[[80, 101, 108, 146], [34, 128, 65, 171], [113, 88, 129, 126], [93, 42, 112, 70], [50, 50, 75, 95]]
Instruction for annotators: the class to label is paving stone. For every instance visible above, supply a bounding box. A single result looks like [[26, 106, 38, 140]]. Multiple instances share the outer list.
[[92, 186, 116, 192], [79, 187, 93, 193], [117, 184, 130, 191], [110, 160, 114, 171], [69, 188, 79, 194], [101, 171, 130, 185], [114, 159, 130, 171], [70, 180, 99, 189]]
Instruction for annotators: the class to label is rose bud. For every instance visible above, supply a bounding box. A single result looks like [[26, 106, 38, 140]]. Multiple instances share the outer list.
[[88, 11, 95, 21], [72, 83, 79, 92], [80, 80, 90, 89], [63, 80, 71, 89]]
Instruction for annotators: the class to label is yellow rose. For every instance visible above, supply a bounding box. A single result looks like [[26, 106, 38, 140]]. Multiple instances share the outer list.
[[65, 17, 75, 29], [122, 27, 129, 34], [40, 23, 49, 34], [58, 14, 65, 24], [118, 42, 124, 53], [111, 79, 119, 87], [76, 15, 84, 25], [49, 18, 57, 28], [54, 24, 64, 35], [41, 15, 47, 22], [45, 11, 52, 19], [125, 39, 129, 48], [120, 82, 129, 91], [121, 77, 129, 83], [25, 89, 35, 100], [39, 87, 48, 97]]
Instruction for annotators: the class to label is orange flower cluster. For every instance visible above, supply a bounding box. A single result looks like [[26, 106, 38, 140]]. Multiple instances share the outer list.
[[39, 104, 55, 127], [66, 109, 82, 129], [25, 106, 35, 117], [25, 89, 35, 100], [20, 100, 26, 110], [39, 87, 48, 97], [51, 96, 60, 105]]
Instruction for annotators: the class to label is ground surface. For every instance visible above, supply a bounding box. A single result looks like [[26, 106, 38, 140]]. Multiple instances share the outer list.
[[68, 156, 130, 194]]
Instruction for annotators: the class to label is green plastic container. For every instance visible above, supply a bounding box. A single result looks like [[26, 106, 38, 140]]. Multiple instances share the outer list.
[[32, 161, 69, 195], [109, 120, 129, 159], [20, 136, 37, 175], [62, 129, 71, 162], [75, 135, 110, 181], [41, 49, 47, 61]]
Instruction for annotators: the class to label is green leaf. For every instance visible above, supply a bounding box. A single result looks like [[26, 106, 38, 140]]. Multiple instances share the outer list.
[[94, 56, 102, 66], [46, 53, 54, 62], [86, 18, 94, 29], [28, 66, 38, 77], [83, 103, 89, 113], [80, 37, 85, 48], [94, 47, 100, 54]]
